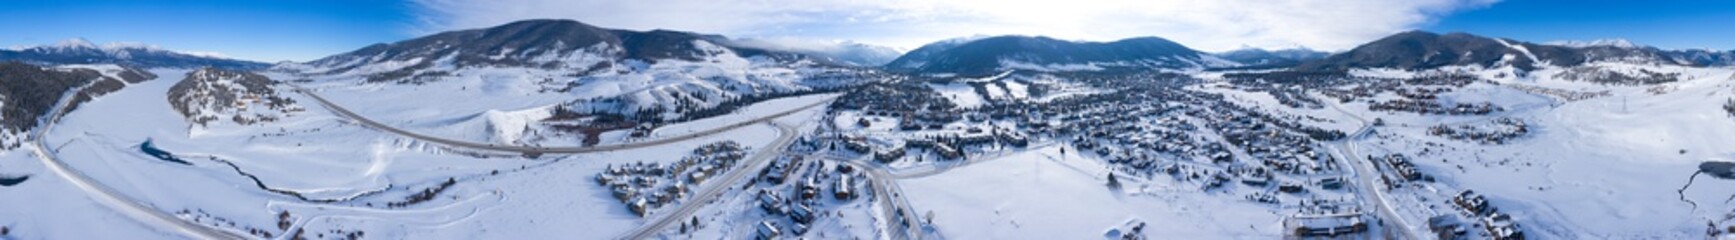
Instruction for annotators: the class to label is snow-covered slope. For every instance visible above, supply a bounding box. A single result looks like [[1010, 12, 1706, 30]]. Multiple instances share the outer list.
[[0, 62, 150, 149], [167, 68, 301, 132], [280, 19, 880, 125], [1297, 31, 1735, 72], [885, 35, 1237, 76]]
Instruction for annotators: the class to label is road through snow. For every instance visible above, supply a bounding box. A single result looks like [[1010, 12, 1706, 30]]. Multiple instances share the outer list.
[[294, 86, 832, 155], [30, 81, 247, 240], [619, 122, 800, 239]]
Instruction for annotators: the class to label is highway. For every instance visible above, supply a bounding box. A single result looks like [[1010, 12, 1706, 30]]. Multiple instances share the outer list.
[[292, 86, 832, 154], [29, 82, 247, 240], [619, 122, 801, 239], [1322, 100, 1422, 239], [294, 85, 851, 239]]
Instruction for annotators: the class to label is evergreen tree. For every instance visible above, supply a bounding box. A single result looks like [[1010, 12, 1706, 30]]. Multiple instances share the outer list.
[[1106, 172, 1121, 189], [1724, 98, 1735, 117]]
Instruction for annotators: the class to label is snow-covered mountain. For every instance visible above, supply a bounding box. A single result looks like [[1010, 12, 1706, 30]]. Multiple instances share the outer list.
[[280, 19, 881, 124], [721, 38, 902, 67], [1296, 31, 1735, 71], [884, 35, 1236, 75], [286, 19, 865, 82], [0, 38, 268, 70], [1545, 38, 1642, 48], [882, 35, 990, 70], [1214, 48, 1330, 68]]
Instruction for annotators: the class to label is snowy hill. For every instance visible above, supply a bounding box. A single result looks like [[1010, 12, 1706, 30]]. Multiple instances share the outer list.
[[1214, 48, 1330, 68], [269, 19, 883, 147], [882, 35, 989, 70], [722, 38, 902, 67], [0, 62, 154, 149], [1297, 31, 1735, 72], [167, 68, 301, 130], [0, 38, 268, 70], [884, 35, 1236, 75]]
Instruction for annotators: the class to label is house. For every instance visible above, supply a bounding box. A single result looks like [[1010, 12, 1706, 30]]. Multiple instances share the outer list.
[[755, 221, 781, 240], [1428, 215, 1468, 240], [874, 148, 905, 163], [611, 186, 637, 202], [1452, 190, 1492, 216], [629, 125, 655, 138], [758, 190, 784, 214], [799, 177, 821, 200], [1318, 178, 1345, 190], [790, 204, 815, 223], [629, 197, 650, 217], [1278, 182, 1306, 193], [1481, 213, 1524, 240], [834, 174, 856, 200], [761, 161, 789, 183], [1286, 215, 1368, 237], [998, 131, 1029, 147], [842, 137, 873, 153], [934, 144, 963, 160]]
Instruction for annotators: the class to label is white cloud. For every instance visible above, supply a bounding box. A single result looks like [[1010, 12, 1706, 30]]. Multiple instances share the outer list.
[[409, 0, 1498, 52]]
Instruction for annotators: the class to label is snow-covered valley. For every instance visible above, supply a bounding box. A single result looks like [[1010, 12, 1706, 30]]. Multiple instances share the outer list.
[[6, 16, 1735, 240]]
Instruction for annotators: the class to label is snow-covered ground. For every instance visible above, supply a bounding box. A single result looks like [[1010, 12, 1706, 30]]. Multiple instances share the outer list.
[[1280, 65, 1735, 238], [0, 149, 179, 239], [900, 145, 1282, 239], [7, 66, 809, 239], [928, 82, 985, 108]]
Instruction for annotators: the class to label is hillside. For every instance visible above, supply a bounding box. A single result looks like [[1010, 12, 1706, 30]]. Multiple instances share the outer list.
[[884, 35, 1235, 75]]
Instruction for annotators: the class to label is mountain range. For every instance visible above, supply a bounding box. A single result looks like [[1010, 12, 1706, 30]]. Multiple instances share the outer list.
[[1297, 31, 1735, 71], [5, 19, 1732, 127], [10, 20, 1732, 79], [0, 38, 267, 70], [883, 35, 1235, 75]]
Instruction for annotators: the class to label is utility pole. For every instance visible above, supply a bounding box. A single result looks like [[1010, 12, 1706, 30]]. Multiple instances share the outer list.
[[1623, 96, 1629, 113]]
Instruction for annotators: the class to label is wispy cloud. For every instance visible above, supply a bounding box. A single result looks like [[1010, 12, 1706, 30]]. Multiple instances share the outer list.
[[409, 0, 1498, 52]]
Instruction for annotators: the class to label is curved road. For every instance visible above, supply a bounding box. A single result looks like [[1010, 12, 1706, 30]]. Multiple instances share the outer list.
[[619, 122, 800, 239], [1322, 99, 1421, 239], [30, 83, 247, 240], [825, 157, 923, 240], [293, 86, 832, 154]]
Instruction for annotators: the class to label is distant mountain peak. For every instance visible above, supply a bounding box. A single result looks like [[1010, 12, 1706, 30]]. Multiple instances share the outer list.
[[1546, 38, 1643, 48], [52, 38, 98, 50], [0, 38, 264, 69]]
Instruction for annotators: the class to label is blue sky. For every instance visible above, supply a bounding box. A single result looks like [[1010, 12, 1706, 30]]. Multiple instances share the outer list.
[[1, 0, 1730, 62], [0, 0, 417, 62], [1429, 0, 1735, 49]]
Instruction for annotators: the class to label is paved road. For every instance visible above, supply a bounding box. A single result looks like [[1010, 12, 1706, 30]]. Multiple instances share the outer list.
[[824, 157, 923, 240], [619, 122, 801, 239], [29, 82, 247, 240], [1323, 100, 1422, 239], [293, 86, 831, 154]]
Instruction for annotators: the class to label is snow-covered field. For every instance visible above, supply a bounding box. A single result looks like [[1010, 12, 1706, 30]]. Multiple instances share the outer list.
[[1264, 64, 1735, 238], [0, 149, 178, 239], [4, 67, 808, 239], [900, 145, 1282, 239]]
